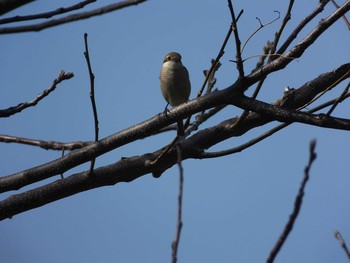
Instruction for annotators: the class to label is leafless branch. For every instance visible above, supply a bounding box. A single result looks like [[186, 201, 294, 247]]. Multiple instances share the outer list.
[[0, 71, 74, 118], [269, 0, 295, 56], [0, 0, 95, 25], [0, 3, 349, 218], [227, 0, 245, 77], [200, 91, 350, 159], [83, 33, 99, 173], [0, 0, 35, 16], [327, 81, 350, 116], [0, 134, 92, 150], [0, 64, 348, 219], [0, 0, 148, 34], [276, 0, 330, 56], [241, 11, 280, 54], [171, 145, 184, 263], [0, 63, 349, 196], [331, 0, 350, 30], [266, 139, 317, 263], [335, 231, 350, 261]]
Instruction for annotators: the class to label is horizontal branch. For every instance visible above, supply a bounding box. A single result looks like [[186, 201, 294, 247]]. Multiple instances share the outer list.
[[0, 0, 148, 34], [0, 71, 74, 118]]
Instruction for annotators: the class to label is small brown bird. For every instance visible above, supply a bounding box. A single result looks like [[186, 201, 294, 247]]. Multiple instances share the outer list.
[[160, 52, 191, 136]]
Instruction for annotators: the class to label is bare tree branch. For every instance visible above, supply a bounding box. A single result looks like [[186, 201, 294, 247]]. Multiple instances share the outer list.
[[0, 0, 95, 24], [0, 71, 74, 118], [200, 92, 350, 158], [0, 63, 349, 219], [276, 0, 330, 55], [266, 139, 317, 263], [83, 33, 99, 173], [0, 134, 92, 150], [0, 0, 35, 16], [335, 231, 350, 261], [0, 0, 148, 34], [0, 63, 349, 194], [171, 145, 184, 263]]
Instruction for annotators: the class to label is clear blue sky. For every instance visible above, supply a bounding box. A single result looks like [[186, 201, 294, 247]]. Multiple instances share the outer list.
[[1, 1, 350, 262]]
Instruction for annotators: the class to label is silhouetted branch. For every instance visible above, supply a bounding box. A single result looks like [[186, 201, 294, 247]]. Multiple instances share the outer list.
[[335, 231, 350, 261], [267, 139, 317, 263], [276, 0, 330, 55], [0, 134, 92, 150], [0, 0, 148, 34], [200, 90, 350, 158], [327, 81, 350, 116], [0, 71, 74, 118], [83, 33, 99, 173], [0, 0, 35, 16], [269, 0, 295, 56], [0, 63, 349, 195], [171, 146, 184, 263], [0, 0, 95, 24], [227, 0, 245, 77]]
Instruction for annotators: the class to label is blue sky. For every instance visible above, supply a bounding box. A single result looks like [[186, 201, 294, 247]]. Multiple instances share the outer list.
[[1, 1, 350, 262]]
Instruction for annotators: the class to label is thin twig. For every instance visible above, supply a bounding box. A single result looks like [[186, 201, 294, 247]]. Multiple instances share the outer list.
[[269, 0, 295, 60], [0, 0, 147, 34], [171, 145, 184, 263], [0, 134, 92, 150], [84, 33, 99, 174], [266, 140, 317, 263], [227, 0, 245, 77], [334, 230, 350, 261], [241, 11, 280, 54], [0, 71, 74, 118], [327, 81, 350, 116], [0, 0, 96, 25], [331, 0, 350, 30], [276, 0, 330, 55]]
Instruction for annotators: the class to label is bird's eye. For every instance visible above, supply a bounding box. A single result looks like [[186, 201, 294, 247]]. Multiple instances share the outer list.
[[166, 56, 172, 61]]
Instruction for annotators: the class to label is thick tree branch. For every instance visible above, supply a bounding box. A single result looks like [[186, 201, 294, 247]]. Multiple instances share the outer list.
[[0, 63, 349, 193], [0, 64, 349, 219]]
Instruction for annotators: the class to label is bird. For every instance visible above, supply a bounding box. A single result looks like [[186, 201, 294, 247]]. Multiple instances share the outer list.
[[160, 52, 191, 136]]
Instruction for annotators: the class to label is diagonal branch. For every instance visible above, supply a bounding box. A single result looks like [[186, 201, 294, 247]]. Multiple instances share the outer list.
[[0, 63, 349, 194], [0, 0, 95, 25], [0, 71, 74, 118], [0, 0, 148, 34], [0, 0, 35, 16], [266, 140, 317, 263]]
